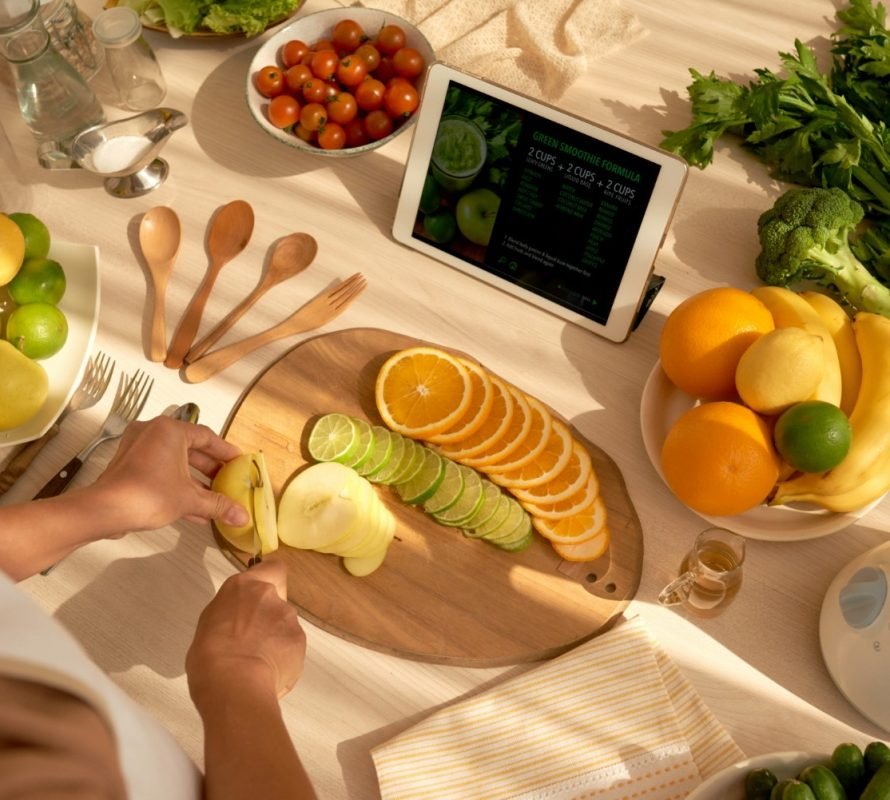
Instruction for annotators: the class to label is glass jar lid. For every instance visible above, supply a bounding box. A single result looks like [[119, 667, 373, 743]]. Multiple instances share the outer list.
[[92, 5, 140, 47]]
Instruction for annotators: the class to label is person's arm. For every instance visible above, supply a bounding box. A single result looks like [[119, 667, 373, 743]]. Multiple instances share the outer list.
[[0, 416, 249, 581], [186, 561, 317, 800]]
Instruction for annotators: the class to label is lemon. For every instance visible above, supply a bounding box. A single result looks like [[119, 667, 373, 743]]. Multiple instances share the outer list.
[[0, 213, 26, 286], [0, 340, 49, 430], [6, 302, 68, 360], [774, 401, 852, 473], [8, 257, 66, 305], [735, 327, 825, 414], [8, 212, 51, 262]]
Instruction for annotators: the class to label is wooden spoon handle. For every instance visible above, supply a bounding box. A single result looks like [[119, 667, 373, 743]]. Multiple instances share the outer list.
[[148, 281, 169, 362], [165, 277, 216, 369], [185, 285, 263, 363]]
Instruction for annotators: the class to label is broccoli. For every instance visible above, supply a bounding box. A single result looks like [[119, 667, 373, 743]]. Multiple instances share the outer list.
[[755, 187, 890, 316]]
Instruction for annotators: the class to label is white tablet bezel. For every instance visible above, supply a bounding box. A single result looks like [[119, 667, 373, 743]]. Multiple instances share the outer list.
[[393, 63, 688, 343]]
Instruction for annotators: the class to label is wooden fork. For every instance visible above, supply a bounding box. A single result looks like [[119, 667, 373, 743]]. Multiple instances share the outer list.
[[182, 273, 367, 383]]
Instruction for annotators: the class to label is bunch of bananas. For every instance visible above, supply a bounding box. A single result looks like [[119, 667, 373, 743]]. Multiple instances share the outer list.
[[753, 286, 890, 513]]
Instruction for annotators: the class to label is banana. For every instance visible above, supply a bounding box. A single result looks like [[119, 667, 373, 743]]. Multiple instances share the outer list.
[[751, 286, 842, 408], [771, 311, 890, 512], [801, 291, 861, 416]]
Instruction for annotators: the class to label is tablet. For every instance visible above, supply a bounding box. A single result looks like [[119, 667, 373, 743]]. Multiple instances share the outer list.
[[393, 63, 688, 343]]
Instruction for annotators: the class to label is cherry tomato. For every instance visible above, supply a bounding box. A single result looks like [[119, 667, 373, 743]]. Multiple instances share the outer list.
[[326, 91, 358, 125], [354, 77, 385, 112], [300, 102, 328, 132], [281, 39, 309, 68], [294, 123, 316, 144], [300, 50, 315, 67], [332, 19, 364, 53], [285, 64, 312, 93], [312, 38, 335, 52], [310, 49, 339, 81], [336, 55, 368, 88], [354, 43, 381, 72], [318, 121, 347, 150], [375, 24, 406, 56], [345, 117, 370, 148], [302, 77, 330, 102], [255, 65, 284, 98], [373, 56, 396, 84], [364, 109, 393, 141], [392, 46, 424, 79], [383, 81, 419, 118], [268, 94, 300, 129]]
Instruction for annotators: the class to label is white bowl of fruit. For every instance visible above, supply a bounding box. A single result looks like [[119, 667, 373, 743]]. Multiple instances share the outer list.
[[246, 7, 435, 155]]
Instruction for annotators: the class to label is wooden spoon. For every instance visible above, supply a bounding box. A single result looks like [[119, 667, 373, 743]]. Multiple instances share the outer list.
[[138, 206, 181, 362], [165, 200, 255, 369], [184, 232, 318, 364]]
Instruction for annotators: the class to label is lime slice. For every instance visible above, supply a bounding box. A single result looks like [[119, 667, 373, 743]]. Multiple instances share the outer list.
[[462, 494, 510, 538], [458, 480, 501, 530], [396, 447, 445, 505], [371, 434, 408, 484], [357, 426, 394, 477], [495, 519, 533, 552], [342, 418, 375, 469], [308, 413, 359, 463], [423, 458, 464, 514], [481, 498, 527, 542], [432, 465, 484, 526], [389, 439, 425, 485]]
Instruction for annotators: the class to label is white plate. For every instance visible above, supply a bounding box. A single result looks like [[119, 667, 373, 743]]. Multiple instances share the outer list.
[[639, 360, 881, 541], [0, 241, 100, 447], [687, 751, 826, 799]]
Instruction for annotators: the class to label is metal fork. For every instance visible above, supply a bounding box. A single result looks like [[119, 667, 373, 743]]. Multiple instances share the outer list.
[[0, 352, 115, 496], [181, 272, 368, 383], [32, 369, 154, 501]]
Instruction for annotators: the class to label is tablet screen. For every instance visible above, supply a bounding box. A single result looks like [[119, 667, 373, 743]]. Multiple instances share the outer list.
[[409, 79, 664, 326]]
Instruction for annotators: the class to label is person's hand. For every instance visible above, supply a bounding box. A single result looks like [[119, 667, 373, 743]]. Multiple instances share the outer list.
[[92, 415, 249, 532], [186, 560, 306, 710]]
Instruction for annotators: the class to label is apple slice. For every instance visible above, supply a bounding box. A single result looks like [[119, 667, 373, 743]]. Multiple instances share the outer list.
[[252, 452, 279, 554], [212, 452, 279, 556]]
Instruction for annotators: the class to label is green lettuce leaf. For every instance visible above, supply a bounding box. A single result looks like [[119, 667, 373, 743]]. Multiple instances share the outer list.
[[202, 0, 301, 36]]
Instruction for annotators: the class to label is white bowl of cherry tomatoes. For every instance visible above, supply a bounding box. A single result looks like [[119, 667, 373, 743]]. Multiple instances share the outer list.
[[247, 7, 435, 154]]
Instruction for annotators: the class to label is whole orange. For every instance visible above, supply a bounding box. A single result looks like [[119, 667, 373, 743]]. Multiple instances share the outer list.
[[659, 287, 774, 400], [661, 401, 779, 516]]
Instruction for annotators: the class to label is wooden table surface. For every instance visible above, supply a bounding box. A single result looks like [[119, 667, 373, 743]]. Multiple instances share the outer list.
[[2, 0, 889, 796]]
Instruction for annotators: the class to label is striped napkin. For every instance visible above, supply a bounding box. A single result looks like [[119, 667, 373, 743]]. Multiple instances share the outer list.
[[372, 616, 743, 800]]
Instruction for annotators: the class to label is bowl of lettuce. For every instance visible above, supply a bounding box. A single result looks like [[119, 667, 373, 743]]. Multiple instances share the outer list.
[[105, 0, 304, 38]]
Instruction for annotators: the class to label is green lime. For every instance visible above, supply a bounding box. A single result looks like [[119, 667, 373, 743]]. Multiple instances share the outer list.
[[5, 302, 67, 360], [419, 173, 442, 215], [370, 434, 408, 484], [432, 465, 484, 526], [396, 447, 445, 505], [8, 257, 66, 305], [745, 768, 778, 800], [774, 401, 852, 473], [423, 211, 457, 244], [356, 425, 393, 477], [342, 418, 375, 469], [8, 212, 50, 261], [423, 458, 464, 514], [307, 413, 358, 463]]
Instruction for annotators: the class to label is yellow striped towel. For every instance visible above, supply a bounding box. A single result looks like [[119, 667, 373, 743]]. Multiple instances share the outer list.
[[372, 616, 744, 800]]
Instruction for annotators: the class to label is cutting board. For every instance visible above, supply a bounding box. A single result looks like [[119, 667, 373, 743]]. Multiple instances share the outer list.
[[218, 328, 644, 666]]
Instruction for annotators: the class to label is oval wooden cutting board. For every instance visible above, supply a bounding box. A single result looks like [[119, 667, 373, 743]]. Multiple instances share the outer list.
[[218, 328, 643, 666]]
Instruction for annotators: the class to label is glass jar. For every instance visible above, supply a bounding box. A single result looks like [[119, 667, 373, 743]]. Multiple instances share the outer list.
[[92, 6, 166, 112], [39, 0, 102, 81], [0, 0, 104, 144]]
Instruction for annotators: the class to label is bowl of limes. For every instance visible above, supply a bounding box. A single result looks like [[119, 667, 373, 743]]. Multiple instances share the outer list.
[[0, 212, 100, 446]]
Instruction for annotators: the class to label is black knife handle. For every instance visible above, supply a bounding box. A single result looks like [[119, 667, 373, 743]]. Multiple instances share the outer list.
[[33, 456, 85, 500]]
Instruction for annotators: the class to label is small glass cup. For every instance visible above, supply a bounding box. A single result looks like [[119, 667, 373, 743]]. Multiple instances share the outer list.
[[657, 527, 745, 617]]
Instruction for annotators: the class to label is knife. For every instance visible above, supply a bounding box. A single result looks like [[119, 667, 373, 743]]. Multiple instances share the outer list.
[[247, 457, 262, 568]]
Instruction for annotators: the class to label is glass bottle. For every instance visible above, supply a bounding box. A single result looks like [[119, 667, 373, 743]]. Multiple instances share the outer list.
[[0, 0, 104, 145], [92, 6, 166, 112], [39, 0, 102, 81]]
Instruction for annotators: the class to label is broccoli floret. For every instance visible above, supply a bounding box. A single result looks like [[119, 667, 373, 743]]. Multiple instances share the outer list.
[[755, 186, 890, 316]]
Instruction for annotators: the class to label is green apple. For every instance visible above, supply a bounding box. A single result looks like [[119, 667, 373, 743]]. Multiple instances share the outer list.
[[422, 210, 457, 244], [211, 452, 279, 555], [455, 188, 501, 246]]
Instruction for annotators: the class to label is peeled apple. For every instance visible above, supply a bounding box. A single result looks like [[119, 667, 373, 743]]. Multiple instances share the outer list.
[[211, 452, 279, 555]]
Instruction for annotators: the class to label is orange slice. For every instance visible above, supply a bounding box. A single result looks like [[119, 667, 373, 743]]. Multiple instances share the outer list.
[[552, 527, 610, 562], [509, 440, 593, 504], [375, 347, 472, 439], [532, 494, 607, 545], [461, 386, 531, 468], [426, 358, 494, 445], [488, 417, 573, 489], [520, 471, 600, 520], [435, 374, 515, 460], [479, 395, 552, 474]]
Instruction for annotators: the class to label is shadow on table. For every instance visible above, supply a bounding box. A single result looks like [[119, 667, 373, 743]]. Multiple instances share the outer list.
[[53, 526, 219, 679]]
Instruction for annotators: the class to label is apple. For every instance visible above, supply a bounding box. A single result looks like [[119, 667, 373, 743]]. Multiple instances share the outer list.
[[455, 188, 501, 246], [211, 452, 279, 555]]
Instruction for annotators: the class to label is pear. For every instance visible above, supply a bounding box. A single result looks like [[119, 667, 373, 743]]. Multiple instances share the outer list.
[[0, 340, 48, 430]]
